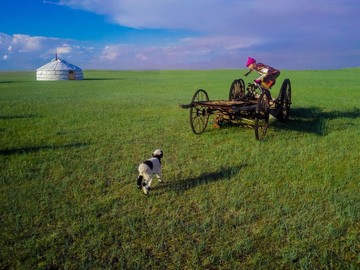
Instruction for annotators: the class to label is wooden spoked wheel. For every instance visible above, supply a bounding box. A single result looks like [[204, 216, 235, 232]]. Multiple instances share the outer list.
[[229, 79, 245, 100], [254, 92, 270, 141], [277, 78, 292, 122], [190, 89, 210, 134]]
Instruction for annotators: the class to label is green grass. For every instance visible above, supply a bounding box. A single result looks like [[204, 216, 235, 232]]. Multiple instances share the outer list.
[[1, 69, 359, 269]]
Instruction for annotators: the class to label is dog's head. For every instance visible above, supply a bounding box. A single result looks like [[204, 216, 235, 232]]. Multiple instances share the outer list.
[[152, 149, 163, 159]]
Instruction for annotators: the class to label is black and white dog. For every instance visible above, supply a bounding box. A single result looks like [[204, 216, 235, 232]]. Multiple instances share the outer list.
[[137, 149, 163, 195]]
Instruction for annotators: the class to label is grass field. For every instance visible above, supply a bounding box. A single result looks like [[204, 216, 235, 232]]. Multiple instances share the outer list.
[[1, 69, 359, 269]]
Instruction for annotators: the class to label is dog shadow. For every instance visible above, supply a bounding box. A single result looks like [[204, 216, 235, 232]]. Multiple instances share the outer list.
[[151, 164, 247, 195]]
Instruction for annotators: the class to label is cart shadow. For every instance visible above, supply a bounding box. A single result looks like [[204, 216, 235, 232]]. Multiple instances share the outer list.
[[151, 164, 247, 195], [272, 107, 360, 136], [0, 142, 89, 156]]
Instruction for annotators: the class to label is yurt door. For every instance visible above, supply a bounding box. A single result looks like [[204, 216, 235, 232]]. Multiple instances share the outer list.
[[69, 70, 75, 80]]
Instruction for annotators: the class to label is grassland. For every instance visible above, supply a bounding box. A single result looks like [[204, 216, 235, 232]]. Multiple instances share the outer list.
[[0, 69, 359, 269]]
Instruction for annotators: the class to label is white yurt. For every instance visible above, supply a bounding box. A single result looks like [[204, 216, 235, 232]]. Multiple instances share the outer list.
[[36, 55, 83, 81]]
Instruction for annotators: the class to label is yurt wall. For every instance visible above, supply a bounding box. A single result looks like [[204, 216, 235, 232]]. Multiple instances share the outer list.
[[36, 57, 83, 81]]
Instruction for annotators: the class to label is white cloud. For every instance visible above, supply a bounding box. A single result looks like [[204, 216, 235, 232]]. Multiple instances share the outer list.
[[55, 0, 358, 36], [12, 34, 45, 52], [100, 45, 120, 61], [56, 45, 72, 54], [91, 35, 261, 69], [136, 53, 149, 61], [56, 0, 245, 33], [0, 33, 98, 69], [181, 36, 260, 51]]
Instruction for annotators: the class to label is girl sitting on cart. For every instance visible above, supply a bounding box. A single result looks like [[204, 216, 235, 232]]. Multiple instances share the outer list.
[[244, 57, 280, 90]]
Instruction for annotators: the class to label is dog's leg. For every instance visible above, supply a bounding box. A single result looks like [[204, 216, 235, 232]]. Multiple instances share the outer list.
[[147, 176, 153, 188], [137, 175, 143, 189], [142, 173, 152, 195], [156, 173, 163, 183]]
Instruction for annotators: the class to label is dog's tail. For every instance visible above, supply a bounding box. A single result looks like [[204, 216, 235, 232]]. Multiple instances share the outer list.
[[137, 175, 143, 188]]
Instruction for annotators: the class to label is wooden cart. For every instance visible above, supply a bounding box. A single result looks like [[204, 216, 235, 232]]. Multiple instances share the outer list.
[[180, 78, 291, 140]]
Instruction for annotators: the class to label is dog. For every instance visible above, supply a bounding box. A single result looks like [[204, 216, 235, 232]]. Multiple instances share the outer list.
[[137, 149, 163, 195]]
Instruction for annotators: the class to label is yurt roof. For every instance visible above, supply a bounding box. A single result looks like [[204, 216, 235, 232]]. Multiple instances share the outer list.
[[37, 58, 82, 71]]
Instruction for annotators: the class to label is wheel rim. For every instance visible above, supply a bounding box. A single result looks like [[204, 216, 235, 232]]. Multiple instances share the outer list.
[[279, 79, 292, 122], [190, 89, 209, 134], [255, 92, 270, 140], [229, 79, 245, 100]]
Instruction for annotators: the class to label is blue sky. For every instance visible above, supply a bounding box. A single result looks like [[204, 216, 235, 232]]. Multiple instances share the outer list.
[[0, 0, 359, 70]]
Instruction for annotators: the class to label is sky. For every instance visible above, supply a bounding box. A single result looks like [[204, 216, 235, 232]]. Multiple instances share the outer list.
[[0, 0, 359, 70]]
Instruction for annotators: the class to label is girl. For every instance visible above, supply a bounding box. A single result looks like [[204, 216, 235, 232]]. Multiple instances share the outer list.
[[244, 57, 280, 90]]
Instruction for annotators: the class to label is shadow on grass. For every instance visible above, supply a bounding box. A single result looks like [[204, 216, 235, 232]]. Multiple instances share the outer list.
[[272, 107, 360, 136], [0, 114, 40, 120], [83, 78, 125, 81], [151, 164, 247, 195], [0, 142, 89, 156], [200, 106, 359, 138]]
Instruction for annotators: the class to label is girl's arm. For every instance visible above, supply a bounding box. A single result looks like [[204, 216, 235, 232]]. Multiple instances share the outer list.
[[244, 69, 252, 77]]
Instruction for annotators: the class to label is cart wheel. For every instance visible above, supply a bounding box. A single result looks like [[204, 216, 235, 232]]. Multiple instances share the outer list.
[[255, 92, 270, 141], [246, 82, 258, 99], [277, 79, 292, 122], [190, 89, 210, 134], [229, 79, 245, 100]]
